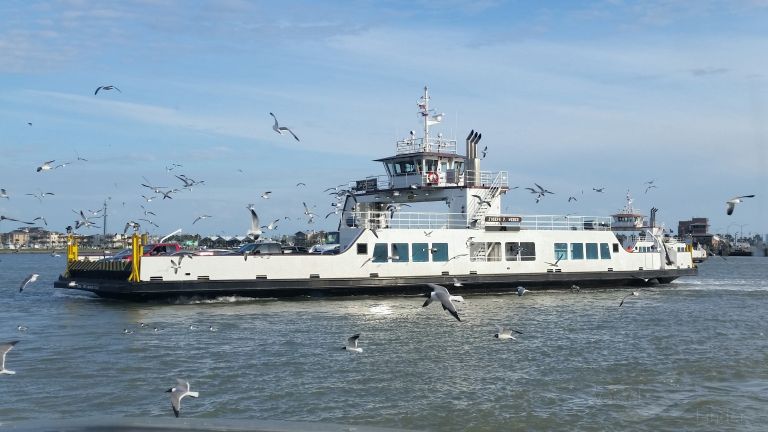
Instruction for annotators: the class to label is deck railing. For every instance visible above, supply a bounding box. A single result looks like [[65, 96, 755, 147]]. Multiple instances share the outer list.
[[347, 212, 613, 231], [396, 137, 457, 154]]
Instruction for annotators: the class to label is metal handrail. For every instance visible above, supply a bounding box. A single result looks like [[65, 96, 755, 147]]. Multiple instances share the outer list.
[[396, 137, 457, 154], [347, 211, 613, 231]]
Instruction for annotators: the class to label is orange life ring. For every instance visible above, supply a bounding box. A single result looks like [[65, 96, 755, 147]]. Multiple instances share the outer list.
[[427, 172, 439, 184]]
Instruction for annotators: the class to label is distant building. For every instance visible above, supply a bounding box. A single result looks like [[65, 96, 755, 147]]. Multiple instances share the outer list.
[[678, 217, 713, 247]]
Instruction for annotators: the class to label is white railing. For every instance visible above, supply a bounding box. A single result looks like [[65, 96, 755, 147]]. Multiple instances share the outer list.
[[519, 215, 612, 231], [350, 211, 467, 230], [347, 211, 613, 231], [396, 137, 457, 154], [353, 170, 508, 192]]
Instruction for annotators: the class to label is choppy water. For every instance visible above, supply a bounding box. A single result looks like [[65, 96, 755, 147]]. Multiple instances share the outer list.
[[1, 254, 767, 431]]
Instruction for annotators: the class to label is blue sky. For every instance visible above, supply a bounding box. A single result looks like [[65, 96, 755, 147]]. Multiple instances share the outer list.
[[1, 0, 766, 239]]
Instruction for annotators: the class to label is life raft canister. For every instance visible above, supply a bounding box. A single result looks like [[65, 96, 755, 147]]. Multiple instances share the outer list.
[[427, 172, 439, 184]]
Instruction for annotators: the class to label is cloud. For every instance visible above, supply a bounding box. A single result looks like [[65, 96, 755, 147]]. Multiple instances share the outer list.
[[689, 67, 729, 76]]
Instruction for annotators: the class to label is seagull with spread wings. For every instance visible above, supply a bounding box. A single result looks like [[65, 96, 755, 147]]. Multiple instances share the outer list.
[[270, 112, 300, 141], [726, 195, 755, 216]]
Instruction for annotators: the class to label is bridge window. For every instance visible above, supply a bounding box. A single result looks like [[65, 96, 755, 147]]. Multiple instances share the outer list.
[[357, 243, 368, 255], [554, 243, 568, 260], [412, 243, 429, 262], [586, 243, 599, 260]]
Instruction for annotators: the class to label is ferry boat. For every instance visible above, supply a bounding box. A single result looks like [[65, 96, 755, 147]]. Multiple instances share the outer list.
[[610, 194, 705, 262], [54, 87, 697, 300]]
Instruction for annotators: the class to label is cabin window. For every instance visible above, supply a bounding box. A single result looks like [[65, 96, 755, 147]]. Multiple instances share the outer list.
[[412, 243, 429, 262], [571, 243, 584, 260], [487, 242, 502, 261], [372, 243, 388, 263], [505, 242, 536, 261], [357, 243, 368, 255], [600, 243, 611, 259], [431, 243, 448, 262], [391, 243, 409, 262], [613, 243, 619, 253], [472, 242, 501, 262], [586, 243, 599, 260], [425, 159, 438, 173], [554, 243, 568, 261]]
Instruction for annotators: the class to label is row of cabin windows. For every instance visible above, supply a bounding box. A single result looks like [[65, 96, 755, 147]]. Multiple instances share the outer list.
[[357, 243, 450, 263], [554, 242, 618, 260], [357, 241, 619, 263]]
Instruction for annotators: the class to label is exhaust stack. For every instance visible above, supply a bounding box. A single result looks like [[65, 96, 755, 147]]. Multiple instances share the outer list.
[[465, 129, 482, 186]]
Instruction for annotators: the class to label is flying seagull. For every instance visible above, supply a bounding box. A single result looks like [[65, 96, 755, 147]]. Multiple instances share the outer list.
[[19, 274, 39, 292], [726, 195, 755, 216], [471, 194, 492, 207], [94, 85, 121, 95], [192, 215, 212, 224], [0, 189, 8, 199], [544, 256, 562, 267], [593, 187, 606, 193], [166, 379, 199, 418], [619, 291, 640, 307], [246, 205, 261, 239], [269, 112, 300, 141], [0, 215, 34, 225], [1, 341, 19, 375], [343, 334, 363, 353], [36, 160, 55, 172], [261, 191, 272, 199], [422, 283, 462, 322], [517, 286, 528, 296], [494, 326, 523, 340]]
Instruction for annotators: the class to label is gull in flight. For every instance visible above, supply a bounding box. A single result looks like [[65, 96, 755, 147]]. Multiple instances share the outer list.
[[94, 85, 121, 95], [452, 277, 463, 287], [619, 291, 640, 307], [36, 160, 56, 172], [343, 334, 363, 353], [124, 220, 140, 234], [262, 219, 280, 230], [0, 188, 8, 199], [246, 205, 261, 239], [261, 191, 272, 199], [568, 196, 577, 202], [423, 283, 463, 322], [1, 215, 34, 225], [166, 379, 199, 417], [169, 259, 182, 274], [494, 326, 523, 340], [593, 187, 606, 193], [471, 194, 492, 207], [544, 256, 562, 267], [192, 215, 212, 224], [25, 191, 55, 202], [19, 274, 39, 292], [269, 112, 300, 141], [517, 286, 529, 296], [1, 341, 19, 375], [645, 185, 658, 194], [726, 195, 755, 216]]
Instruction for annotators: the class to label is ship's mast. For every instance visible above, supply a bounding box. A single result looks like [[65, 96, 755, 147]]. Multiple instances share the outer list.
[[419, 86, 430, 142]]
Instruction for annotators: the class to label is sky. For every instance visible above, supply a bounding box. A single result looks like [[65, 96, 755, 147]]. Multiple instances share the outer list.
[[1, 0, 767, 240]]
